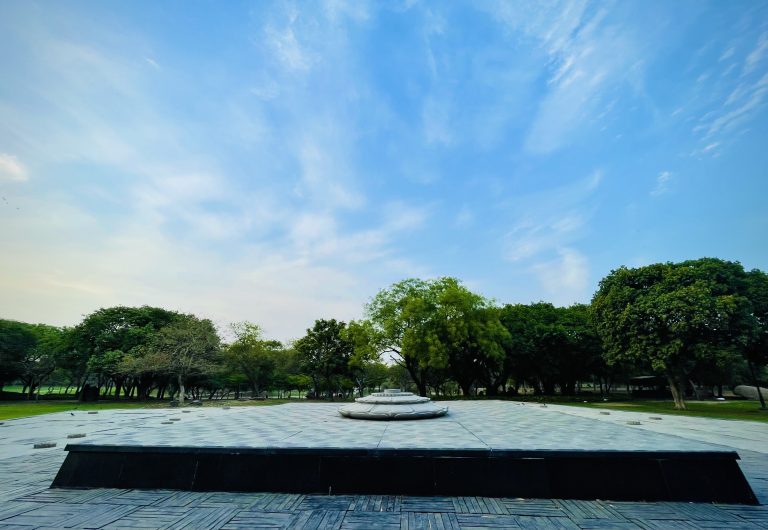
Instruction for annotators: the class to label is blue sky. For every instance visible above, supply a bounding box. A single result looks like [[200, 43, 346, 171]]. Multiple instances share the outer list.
[[1, 1, 767, 341]]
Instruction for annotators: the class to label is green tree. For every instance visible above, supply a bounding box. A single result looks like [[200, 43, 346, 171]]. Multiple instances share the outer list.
[[366, 278, 435, 396], [19, 324, 67, 399], [146, 315, 221, 404], [223, 322, 281, 396], [498, 303, 601, 395], [592, 258, 754, 410], [71, 306, 180, 397], [434, 294, 509, 397], [0, 319, 36, 390], [272, 347, 301, 398], [294, 319, 353, 400], [367, 277, 507, 397], [744, 269, 768, 408], [343, 320, 384, 396], [0, 320, 67, 398]]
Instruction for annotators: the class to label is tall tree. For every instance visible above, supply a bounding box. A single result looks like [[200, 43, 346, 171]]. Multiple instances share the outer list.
[[433, 291, 509, 397], [0, 320, 67, 398], [0, 319, 36, 390], [744, 269, 768, 408], [223, 322, 280, 396], [71, 306, 180, 397], [592, 258, 754, 409], [147, 315, 221, 404], [366, 277, 507, 396], [343, 320, 384, 396], [294, 319, 353, 400], [366, 278, 448, 396]]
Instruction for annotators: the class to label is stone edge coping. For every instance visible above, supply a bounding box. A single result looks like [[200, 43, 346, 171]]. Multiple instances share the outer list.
[[62, 444, 741, 460]]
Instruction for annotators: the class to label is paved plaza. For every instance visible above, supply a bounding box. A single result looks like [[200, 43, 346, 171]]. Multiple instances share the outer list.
[[0, 401, 766, 529]]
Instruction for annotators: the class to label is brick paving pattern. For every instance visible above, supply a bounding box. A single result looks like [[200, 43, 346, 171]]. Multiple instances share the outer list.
[[0, 401, 765, 529]]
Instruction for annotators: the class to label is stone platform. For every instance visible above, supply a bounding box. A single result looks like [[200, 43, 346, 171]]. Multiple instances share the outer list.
[[49, 401, 758, 503]]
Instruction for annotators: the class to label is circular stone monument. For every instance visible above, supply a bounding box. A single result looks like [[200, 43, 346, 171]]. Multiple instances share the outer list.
[[338, 389, 448, 420]]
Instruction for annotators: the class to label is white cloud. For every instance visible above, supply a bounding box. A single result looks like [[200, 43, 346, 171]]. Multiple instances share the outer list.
[[0, 153, 28, 181], [504, 214, 585, 262], [422, 95, 454, 146], [0, 4, 434, 342], [0, 190, 430, 341], [651, 170, 672, 197], [265, 24, 313, 72], [322, 0, 370, 23], [530, 248, 589, 305], [297, 140, 365, 210], [486, 1, 643, 154], [719, 46, 736, 62], [692, 31, 768, 152], [701, 72, 768, 139], [744, 32, 768, 74], [455, 206, 473, 228], [500, 170, 600, 304], [488, 2, 641, 154]]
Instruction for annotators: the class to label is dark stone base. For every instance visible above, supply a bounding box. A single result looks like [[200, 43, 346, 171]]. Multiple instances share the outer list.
[[51, 445, 759, 504]]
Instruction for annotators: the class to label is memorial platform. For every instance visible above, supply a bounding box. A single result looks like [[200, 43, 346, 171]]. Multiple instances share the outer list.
[[51, 401, 759, 504]]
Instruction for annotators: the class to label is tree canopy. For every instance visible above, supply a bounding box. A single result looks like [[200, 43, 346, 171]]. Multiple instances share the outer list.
[[592, 258, 760, 409], [1, 257, 765, 408]]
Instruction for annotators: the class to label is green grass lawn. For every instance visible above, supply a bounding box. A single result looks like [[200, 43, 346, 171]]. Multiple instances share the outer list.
[[1, 395, 765, 423], [0, 398, 289, 421], [556, 399, 768, 423]]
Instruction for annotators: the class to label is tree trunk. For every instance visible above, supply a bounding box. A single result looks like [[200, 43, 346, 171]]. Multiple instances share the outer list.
[[667, 373, 686, 410], [748, 362, 766, 410], [689, 379, 702, 400], [178, 373, 185, 405]]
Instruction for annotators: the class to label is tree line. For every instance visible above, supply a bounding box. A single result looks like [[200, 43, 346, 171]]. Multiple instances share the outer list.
[[0, 257, 766, 410]]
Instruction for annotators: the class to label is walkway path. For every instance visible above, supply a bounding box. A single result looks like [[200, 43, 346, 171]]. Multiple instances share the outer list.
[[0, 401, 765, 529]]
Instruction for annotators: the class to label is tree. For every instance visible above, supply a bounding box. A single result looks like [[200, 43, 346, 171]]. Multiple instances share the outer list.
[[592, 258, 754, 410], [366, 279, 435, 396], [147, 315, 221, 404], [744, 269, 768, 409], [70, 306, 180, 397], [20, 324, 66, 399], [223, 322, 280, 397], [0, 319, 36, 390], [361, 361, 390, 393], [366, 278, 507, 397], [0, 320, 66, 398], [434, 293, 509, 397], [344, 320, 384, 396], [294, 319, 353, 400]]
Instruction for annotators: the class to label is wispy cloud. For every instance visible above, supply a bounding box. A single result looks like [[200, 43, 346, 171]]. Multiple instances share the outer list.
[[144, 57, 160, 70], [501, 169, 602, 304], [692, 31, 768, 152], [720, 46, 736, 62], [531, 248, 589, 304], [489, 2, 643, 154], [0, 153, 28, 181], [455, 206, 473, 228], [744, 32, 768, 75], [265, 24, 313, 72], [650, 170, 673, 197], [0, 2, 430, 340]]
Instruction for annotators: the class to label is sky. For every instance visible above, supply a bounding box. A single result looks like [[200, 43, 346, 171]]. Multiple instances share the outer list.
[[1, 0, 767, 342]]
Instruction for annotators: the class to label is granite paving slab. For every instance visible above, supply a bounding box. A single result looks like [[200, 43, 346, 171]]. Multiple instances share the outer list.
[[27, 401, 735, 452], [0, 401, 767, 529]]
